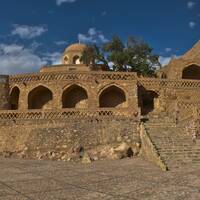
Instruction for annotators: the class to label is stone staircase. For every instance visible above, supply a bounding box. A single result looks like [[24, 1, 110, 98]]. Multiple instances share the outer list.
[[144, 114, 200, 169]]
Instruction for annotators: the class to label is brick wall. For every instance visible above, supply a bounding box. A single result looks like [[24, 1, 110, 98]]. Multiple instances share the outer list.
[[0, 75, 10, 110], [0, 117, 140, 160]]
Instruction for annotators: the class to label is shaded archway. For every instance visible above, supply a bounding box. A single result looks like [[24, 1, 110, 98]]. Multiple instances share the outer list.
[[62, 85, 88, 108], [99, 85, 126, 108], [73, 55, 80, 64], [28, 86, 53, 109], [182, 65, 200, 80], [10, 87, 20, 110], [139, 88, 159, 115]]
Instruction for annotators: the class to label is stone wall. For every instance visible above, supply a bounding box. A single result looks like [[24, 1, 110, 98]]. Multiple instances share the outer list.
[[0, 117, 140, 161], [0, 75, 10, 110]]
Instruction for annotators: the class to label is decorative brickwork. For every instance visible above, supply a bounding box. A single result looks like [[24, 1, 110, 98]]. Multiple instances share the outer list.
[[0, 42, 200, 168]]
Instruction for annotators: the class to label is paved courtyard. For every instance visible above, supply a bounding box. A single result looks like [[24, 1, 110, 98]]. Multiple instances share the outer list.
[[0, 157, 199, 200]]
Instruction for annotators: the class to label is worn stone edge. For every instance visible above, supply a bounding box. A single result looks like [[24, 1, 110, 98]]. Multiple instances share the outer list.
[[140, 123, 168, 171]]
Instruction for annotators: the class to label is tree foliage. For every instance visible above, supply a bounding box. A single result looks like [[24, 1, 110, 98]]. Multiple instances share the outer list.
[[81, 36, 160, 75]]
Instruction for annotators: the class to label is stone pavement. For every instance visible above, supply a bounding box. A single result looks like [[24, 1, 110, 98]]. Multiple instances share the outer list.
[[0, 157, 199, 200]]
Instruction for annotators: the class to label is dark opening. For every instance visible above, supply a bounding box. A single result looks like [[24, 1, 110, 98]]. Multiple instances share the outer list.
[[139, 87, 159, 115], [28, 86, 53, 109], [182, 65, 200, 80], [62, 85, 88, 108], [10, 87, 20, 110], [127, 147, 134, 158], [73, 55, 80, 64], [99, 86, 126, 108]]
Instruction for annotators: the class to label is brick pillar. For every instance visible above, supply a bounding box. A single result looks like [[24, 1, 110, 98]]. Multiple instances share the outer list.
[[52, 88, 63, 109], [127, 81, 138, 113], [87, 79, 99, 109], [18, 88, 28, 110]]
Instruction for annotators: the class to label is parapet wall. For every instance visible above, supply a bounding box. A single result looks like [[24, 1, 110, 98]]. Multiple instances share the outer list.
[[0, 116, 140, 160]]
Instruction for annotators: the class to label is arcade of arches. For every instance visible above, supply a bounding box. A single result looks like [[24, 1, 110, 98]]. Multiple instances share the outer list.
[[9, 85, 129, 110], [9, 84, 160, 115]]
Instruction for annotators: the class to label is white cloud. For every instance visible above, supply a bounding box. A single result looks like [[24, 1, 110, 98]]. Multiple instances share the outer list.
[[43, 52, 62, 65], [54, 41, 68, 45], [56, 0, 76, 6], [159, 55, 181, 66], [88, 28, 96, 36], [0, 44, 47, 74], [187, 1, 196, 9], [159, 56, 171, 66], [165, 48, 172, 53], [98, 34, 108, 43], [78, 28, 109, 44], [189, 21, 196, 28], [11, 24, 47, 39], [0, 43, 63, 74], [30, 41, 42, 50]]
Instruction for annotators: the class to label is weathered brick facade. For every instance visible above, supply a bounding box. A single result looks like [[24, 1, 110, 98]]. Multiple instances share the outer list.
[[0, 42, 200, 169]]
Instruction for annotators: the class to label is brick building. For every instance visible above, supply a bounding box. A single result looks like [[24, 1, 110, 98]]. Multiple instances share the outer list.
[[0, 41, 200, 170]]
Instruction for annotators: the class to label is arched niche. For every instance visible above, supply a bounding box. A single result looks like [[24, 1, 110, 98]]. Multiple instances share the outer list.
[[73, 55, 81, 64], [99, 85, 126, 108], [62, 84, 88, 108], [28, 86, 53, 109], [182, 65, 200, 80], [10, 86, 20, 110], [63, 55, 69, 64]]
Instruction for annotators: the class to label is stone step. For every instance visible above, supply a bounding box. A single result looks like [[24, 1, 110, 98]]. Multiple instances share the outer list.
[[144, 121, 200, 169]]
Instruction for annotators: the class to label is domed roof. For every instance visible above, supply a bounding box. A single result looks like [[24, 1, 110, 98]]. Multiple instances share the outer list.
[[65, 43, 87, 52]]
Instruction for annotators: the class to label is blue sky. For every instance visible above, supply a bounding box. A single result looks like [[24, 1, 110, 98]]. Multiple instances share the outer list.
[[0, 0, 199, 74]]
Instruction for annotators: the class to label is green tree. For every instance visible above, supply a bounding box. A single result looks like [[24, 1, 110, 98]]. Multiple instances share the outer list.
[[81, 36, 160, 75], [81, 44, 109, 70], [125, 36, 160, 75]]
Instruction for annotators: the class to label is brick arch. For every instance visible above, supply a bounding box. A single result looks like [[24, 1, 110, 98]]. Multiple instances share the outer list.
[[98, 83, 127, 97], [62, 84, 88, 108], [9, 84, 22, 95], [28, 84, 54, 94], [10, 86, 20, 110], [28, 85, 53, 109], [62, 82, 88, 91], [73, 55, 80, 64], [98, 84, 127, 108], [182, 64, 200, 80]]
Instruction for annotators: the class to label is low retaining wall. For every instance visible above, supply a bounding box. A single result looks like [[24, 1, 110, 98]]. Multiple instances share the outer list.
[[0, 116, 140, 161]]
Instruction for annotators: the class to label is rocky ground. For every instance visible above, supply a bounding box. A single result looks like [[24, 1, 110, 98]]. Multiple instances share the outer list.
[[0, 157, 199, 200], [0, 141, 141, 162]]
